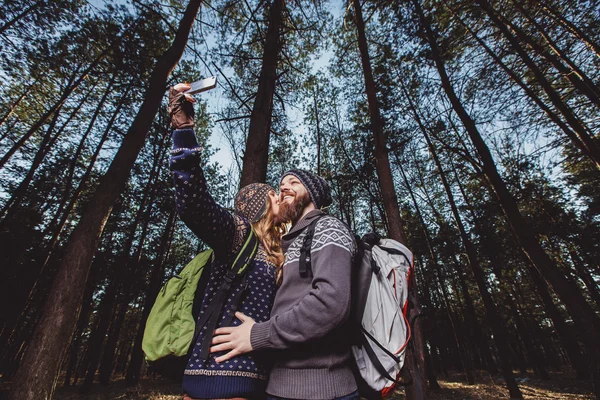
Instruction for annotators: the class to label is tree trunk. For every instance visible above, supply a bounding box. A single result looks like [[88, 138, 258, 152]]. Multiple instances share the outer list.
[[567, 247, 600, 307], [445, 3, 600, 170], [0, 51, 107, 169], [0, 0, 44, 35], [473, 0, 600, 169], [7, 2, 202, 398], [0, 84, 128, 354], [419, 1, 600, 396], [401, 76, 522, 395], [538, 0, 600, 58], [80, 284, 119, 393], [125, 209, 177, 383], [452, 160, 590, 379], [396, 160, 475, 385], [239, 0, 283, 187], [352, 0, 426, 397], [507, 296, 549, 379], [508, 0, 600, 107], [63, 273, 97, 387]]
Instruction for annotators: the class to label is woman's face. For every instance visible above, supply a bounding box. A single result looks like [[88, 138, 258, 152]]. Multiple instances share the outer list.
[[268, 190, 280, 219]]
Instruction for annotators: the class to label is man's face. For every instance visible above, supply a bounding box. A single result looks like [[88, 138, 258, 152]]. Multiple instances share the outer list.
[[278, 175, 311, 224]]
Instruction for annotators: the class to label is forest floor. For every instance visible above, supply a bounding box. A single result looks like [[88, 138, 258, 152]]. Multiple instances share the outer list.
[[1, 369, 594, 399]]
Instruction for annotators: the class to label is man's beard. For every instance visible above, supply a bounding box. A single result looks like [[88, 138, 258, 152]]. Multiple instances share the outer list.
[[278, 191, 311, 225]]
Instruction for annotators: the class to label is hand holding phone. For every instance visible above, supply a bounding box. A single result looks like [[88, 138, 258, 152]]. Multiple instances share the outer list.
[[184, 76, 217, 95]]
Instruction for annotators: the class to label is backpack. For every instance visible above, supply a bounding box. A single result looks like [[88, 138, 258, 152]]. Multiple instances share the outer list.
[[299, 218, 414, 399], [142, 229, 258, 377]]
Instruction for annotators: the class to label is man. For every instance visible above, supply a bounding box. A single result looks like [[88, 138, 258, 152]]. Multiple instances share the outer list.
[[211, 170, 359, 400]]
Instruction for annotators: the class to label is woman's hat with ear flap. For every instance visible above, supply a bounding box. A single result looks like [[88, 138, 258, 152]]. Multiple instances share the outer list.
[[234, 183, 275, 223]]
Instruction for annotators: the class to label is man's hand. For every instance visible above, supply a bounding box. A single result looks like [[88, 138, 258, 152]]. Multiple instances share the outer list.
[[210, 312, 255, 363]]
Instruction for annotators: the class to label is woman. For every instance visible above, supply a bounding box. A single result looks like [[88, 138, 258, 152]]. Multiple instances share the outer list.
[[168, 83, 284, 400]]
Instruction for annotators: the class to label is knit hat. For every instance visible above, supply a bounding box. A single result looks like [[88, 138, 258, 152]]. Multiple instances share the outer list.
[[281, 169, 332, 209], [234, 183, 275, 223]]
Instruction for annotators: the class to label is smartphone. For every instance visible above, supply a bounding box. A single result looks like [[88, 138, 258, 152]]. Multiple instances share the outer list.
[[185, 76, 217, 95]]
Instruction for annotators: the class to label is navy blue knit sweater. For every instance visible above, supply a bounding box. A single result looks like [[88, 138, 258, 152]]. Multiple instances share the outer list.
[[170, 128, 278, 399]]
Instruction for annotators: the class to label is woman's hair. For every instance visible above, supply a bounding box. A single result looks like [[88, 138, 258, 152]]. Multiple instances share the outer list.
[[252, 192, 285, 283]]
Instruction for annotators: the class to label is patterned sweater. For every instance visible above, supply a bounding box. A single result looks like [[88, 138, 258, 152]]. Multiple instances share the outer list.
[[250, 210, 358, 399], [170, 128, 278, 399]]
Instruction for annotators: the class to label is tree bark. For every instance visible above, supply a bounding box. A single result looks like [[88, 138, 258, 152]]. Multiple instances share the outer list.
[[7, 2, 202, 398], [473, 0, 600, 169], [0, 52, 107, 170], [239, 0, 283, 187], [396, 160, 475, 385], [538, 0, 600, 59], [353, 0, 426, 398], [418, 0, 600, 396], [401, 77, 522, 396], [0, 0, 44, 36], [125, 209, 177, 383], [508, 0, 600, 107], [445, 3, 600, 170]]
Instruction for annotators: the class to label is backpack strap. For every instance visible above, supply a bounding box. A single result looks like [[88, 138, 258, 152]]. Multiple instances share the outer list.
[[360, 327, 401, 383], [194, 228, 259, 360], [298, 215, 324, 277]]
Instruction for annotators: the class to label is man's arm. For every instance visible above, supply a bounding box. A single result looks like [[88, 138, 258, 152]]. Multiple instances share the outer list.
[[211, 217, 355, 362]]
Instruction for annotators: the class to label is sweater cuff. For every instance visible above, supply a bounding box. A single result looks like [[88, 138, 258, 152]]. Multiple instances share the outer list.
[[172, 128, 199, 150], [250, 321, 271, 351]]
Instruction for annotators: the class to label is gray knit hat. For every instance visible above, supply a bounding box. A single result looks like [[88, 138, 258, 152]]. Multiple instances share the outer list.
[[234, 183, 275, 223], [281, 169, 332, 209]]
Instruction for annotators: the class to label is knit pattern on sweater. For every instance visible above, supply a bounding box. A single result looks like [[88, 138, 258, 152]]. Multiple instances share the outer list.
[[170, 128, 278, 398], [284, 215, 356, 264]]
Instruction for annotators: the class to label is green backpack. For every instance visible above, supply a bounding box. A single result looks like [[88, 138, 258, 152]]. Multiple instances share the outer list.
[[142, 229, 258, 373]]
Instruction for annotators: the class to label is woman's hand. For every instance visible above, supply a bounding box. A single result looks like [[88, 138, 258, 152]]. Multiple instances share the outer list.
[[210, 312, 255, 363], [168, 83, 196, 129]]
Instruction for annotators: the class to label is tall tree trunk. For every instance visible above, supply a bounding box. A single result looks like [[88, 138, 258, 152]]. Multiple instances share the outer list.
[[125, 209, 177, 383], [80, 283, 119, 393], [239, 0, 283, 186], [451, 160, 590, 379], [416, 1, 600, 396], [7, 3, 202, 398], [508, 0, 600, 107], [98, 300, 128, 385], [402, 78, 522, 396], [396, 160, 475, 385], [63, 272, 97, 387], [566, 247, 600, 307], [506, 296, 549, 379], [0, 0, 44, 35], [445, 3, 600, 170], [352, 1, 426, 398], [0, 51, 108, 169], [0, 83, 126, 353], [312, 82, 322, 175], [473, 0, 600, 169], [0, 78, 39, 131], [538, 0, 600, 58]]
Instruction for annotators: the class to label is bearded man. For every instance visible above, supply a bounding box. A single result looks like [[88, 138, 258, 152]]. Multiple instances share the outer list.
[[211, 169, 359, 400]]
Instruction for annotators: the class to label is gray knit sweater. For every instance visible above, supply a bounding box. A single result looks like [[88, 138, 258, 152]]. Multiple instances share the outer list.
[[250, 210, 358, 399]]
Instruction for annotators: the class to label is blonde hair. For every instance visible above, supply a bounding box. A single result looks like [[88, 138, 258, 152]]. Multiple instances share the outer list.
[[252, 194, 285, 283]]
